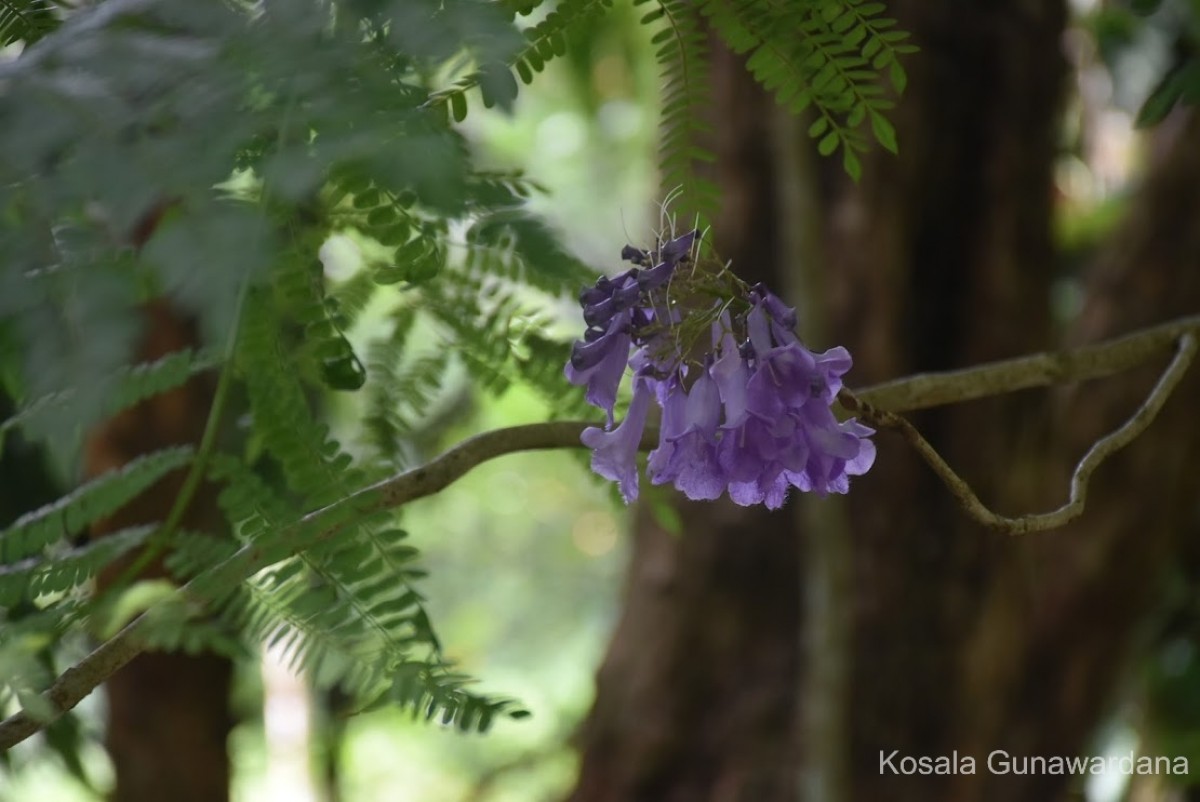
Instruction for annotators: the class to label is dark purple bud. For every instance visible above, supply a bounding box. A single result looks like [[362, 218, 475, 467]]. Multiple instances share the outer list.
[[587, 270, 639, 310], [584, 296, 617, 327], [580, 283, 609, 308], [621, 244, 650, 265], [658, 230, 697, 265], [571, 333, 621, 371], [612, 277, 641, 309], [637, 260, 674, 291]]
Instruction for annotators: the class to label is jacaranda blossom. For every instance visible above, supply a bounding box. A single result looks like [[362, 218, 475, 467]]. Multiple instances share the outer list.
[[581, 373, 655, 502], [648, 367, 725, 501], [566, 231, 874, 509]]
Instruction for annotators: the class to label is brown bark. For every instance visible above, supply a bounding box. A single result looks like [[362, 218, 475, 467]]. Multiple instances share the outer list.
[[569, 502, 802, 802], [830, 3, 1071, 799], [834, 5, 1200, 800], [570, 2, 1200, 801], [86, 300, 233, 802], [945, 111, 1200, 801]]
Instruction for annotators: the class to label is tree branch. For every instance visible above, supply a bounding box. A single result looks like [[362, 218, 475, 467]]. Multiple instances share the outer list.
[[2, 314, 1197, 752], [855, 313, 1199, 412], [841, 333, 1196, 535]]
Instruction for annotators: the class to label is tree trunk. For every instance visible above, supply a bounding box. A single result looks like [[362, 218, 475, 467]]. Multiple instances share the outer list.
[[86, 301, 233, 802], [830, 3, 1069, 800], [569, 2, 1200, 800]]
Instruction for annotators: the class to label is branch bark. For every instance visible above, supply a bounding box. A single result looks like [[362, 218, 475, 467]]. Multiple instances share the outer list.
[[843, 333, 1196, 534], [2, 312, 1196, 752]]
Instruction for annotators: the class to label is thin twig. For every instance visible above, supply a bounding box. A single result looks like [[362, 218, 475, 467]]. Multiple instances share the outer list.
[[840, 333, 1197, 535], [2, 316, 1197, 751]]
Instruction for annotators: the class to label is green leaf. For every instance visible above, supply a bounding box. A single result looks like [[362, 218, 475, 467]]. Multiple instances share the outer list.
[[366, 206, 397, 227], [817, 130, 839, 156], [449, 91, 467, 122], [843, 146, 862, 182], [515, 58, 534, 85], [889, 60, 907, 93], [321, 350, 367, 391], [1136, 68, 1186, 128], [0, 447, 193, 563], [870, 110, 898, 153], [831, 11, 855, 33], [353, 189, 382, 209], [846, 103, 867, 128]]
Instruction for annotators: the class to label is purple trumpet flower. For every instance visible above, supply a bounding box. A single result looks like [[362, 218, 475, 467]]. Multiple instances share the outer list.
[[648, 368, 726, 501], [581, 373, 655, 502], [715, 293, 874, 507], [565, 230, 875, 510], [566, 230, 698, 421], [565, 308, 633, 426]]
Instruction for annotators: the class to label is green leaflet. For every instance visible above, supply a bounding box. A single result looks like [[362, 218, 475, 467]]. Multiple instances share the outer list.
[[0, 525, 153, 606], [224, 294, 520, 729], [643, 0, 720, 225], [428, 0, 616, 119], [1, 350, 221, 441], [0, 0, 63, 47], [0, 447, 193, 564], [701, 0, 916, 177]]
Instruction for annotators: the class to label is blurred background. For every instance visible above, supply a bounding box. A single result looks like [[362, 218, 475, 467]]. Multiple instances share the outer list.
[[2, 0, 1200, 801]]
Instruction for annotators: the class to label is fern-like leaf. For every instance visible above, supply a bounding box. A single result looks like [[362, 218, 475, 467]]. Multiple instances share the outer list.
[[0, 0, 62, 47], [272, 252, 367, 393], [463, 208, 594, 294], [641, 0, 719, 225], [702, 0, 915, 178], [364, 344, 452, 466], [0, 526, 153, 606], [1, 349, 219, 440], [429, 0, 616, 120], [0, 447, 192, 564], [202, 454, 518, 730]]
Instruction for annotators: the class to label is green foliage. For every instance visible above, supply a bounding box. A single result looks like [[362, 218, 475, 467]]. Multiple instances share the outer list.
[[364, 335, 454, 466], [0, 0, 913, 757], [0, 448, 192, 564], [427, 0, 912, 199], [642, 0, 719, 222], [1087, 0, 1200, 127], [702, 0, 912, 179], [0, 0, 563, 738], [430, 0, 617, 117], [1, 349, 219, 448], [1137, 58, 1200, 127], [0, 0, 62, 47], [0, 526, 152, 607]]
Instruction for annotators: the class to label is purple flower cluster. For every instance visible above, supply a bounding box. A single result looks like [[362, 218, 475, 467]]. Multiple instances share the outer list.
[[565, 232, 875, 509]]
